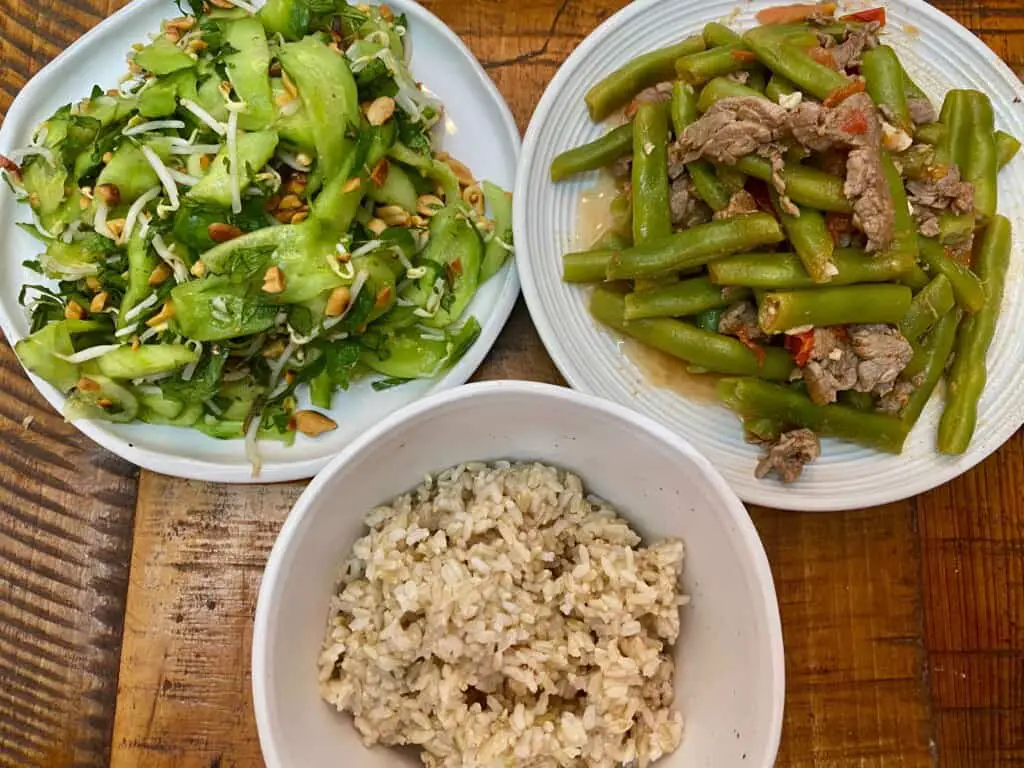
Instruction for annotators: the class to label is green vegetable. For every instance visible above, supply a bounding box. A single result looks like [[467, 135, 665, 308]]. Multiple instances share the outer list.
[[188, 129, 278, 207], [549, 123, 633, 182], [95, 344, 199, 379], [758, 285, 913, 334], [899, 275, 955, 343], [708, 248, 914, 289], [361, 317, 481, 378], [14, 321, 80, 392], [631, 102, 671, 245], [770, 191, 835, 284], [480, 181, 513, 282], [623, 277, 749, 321], [132, 36, 195, 75], [170, 276, 278, 341], [223, 18, 275, 131], [862, 46, 912, 133]]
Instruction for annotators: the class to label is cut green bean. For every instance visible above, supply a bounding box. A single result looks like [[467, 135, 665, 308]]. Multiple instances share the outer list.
[[623, 276, 750, 320], [708, 248, 915, 289], [743, 25, 851, 101], [770, 190, 835, 283], [733, 156, 853, 213], [676, 44, 757, 84], [938, 215, 1012, 454], [917, 235, 985, 313], [914, 122, 943, 145], [898, 274, 955, 342], [862, 46, 912, 133], [632, 102, 672, 244], [591, 287, 793, 379], [696, 77, 768, 112], [703, 22, 742, 48], [585, 35, 706, 121], [996, 130, 1021, 169], [759, 284, 913, 334], [718, 378, 907, 453], [899, 263, 932, 291], [550, 123, 633, 182], [696, 307, 723, 332], [900, 308, 962, 429], [881, 151, 919, 262], [963, 91, 998, 219], [765, 73, 797, 102], [606, 213, 785, 280], [562, 249, 615, 283]]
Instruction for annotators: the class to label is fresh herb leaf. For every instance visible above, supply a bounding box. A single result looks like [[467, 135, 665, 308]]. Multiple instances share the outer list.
[[371, 376, 411, 391], [326, 339, 362, 389], [160, 346, 229, 404]]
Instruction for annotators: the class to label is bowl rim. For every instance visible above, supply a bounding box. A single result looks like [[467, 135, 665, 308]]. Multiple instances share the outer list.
[[0, 0, 522, 484], [251, 379, 785, 768], [513, 0, 1024, 512]]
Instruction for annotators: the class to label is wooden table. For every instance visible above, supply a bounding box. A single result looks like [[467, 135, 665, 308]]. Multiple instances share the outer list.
[[1, 1, 1023, 765]]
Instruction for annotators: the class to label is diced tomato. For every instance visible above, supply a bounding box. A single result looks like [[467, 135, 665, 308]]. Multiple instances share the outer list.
[[840, 109, 869, 135], [0, 154, 21, 182], [840, 7, 886, 25], [736, 328, 768, 367], [826, 212, 854, 244], [808, 46, 838, 69], [824, 78, 866, 107], [756, 2, 836, 25], [624, 100, 640, 120], [784, 329, 816, 367], [730, 49, 759, 64]]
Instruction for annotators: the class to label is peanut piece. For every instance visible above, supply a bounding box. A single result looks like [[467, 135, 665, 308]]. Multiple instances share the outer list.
[[148, 263, 173, 286], [262, 266, 286, 294], [325, 286, 351, 317], [294, 410, 338, 437]]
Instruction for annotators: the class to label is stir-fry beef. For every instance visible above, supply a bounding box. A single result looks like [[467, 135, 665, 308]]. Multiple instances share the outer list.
[[828, 22, 881, 71], [755, 428, 821, 483], [666, 144, 688, 181], [719, 300, 766, 340], [791, 93, 894, 251], [906, 164, 974, 237], [800, 324, 913, 404], [907, 98, 937, 125], [675, 97, 792, 165], [631, 81, 674, 107], [876, 377, 921, 415], [669, 176, 712, 228], [713, 189, 760, 220]]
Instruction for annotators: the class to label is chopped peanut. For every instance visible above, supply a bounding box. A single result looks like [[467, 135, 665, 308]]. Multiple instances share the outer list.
[[85, 276, 102, 292], [290, 211, 309, 224], [131, 335, 141, 351], [342, 177, 362, 194], [366, 96, 396, 126], [436, 151, 475, 187], [208, 222, 243, 243], [375, 285, 392, 308], [77, 377, 100, 392], [64, 300, 86, 321], [106, 218, 126, 238], [102, 151, 114, 164], [462, 185, 485, 215], [148, 263, 173, 286], [262, 266, 286, 294], [325, 286, 351, 317], [376, 204, 409, 227], [146, 301, 175, 327], [96, 398, 114, 408], [416, 194, 444, 217], [89, 291, 109, 313], [278, 193, 303, 210], [190, 260, 207, 278], [366, 217, 387, 236], [95, 183, 120, 205], [369, 158, 389, 187], [294, 410, 337, 437]]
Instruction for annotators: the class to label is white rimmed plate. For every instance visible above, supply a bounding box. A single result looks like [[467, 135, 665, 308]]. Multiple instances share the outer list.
[[515, 0, 1024, 511], [0, 0, 520, 483]]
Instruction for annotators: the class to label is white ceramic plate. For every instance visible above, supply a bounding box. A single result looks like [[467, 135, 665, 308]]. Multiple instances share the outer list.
[[0, 0, 520, 483], [252, 381, 784, 768], [515, 0, 1024, 511]]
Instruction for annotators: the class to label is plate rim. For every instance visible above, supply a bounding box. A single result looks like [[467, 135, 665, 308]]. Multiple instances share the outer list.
[[0, 0, 522, 484], [514, 0, 1024, 511]]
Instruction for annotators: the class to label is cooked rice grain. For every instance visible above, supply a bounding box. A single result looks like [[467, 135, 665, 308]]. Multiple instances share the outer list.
[[318, 461, 689, 767]]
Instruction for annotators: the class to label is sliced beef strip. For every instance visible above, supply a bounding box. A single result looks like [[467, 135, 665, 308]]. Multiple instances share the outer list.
[[674, 97, 792, 166], [669, 175, 713, 228], [666, 144, 688, 181], [719, 300, 766, 340], [846, 144, 895, 252], [713, 189, 760, 220], [828, 22, 881, 72], [848, 324, 914, 396], [908, 98, 937, 125], [755, 428, 821, 484], [907, 164, 974, 237], [632, 81, 674, 105], [876, 376, 923, 415]]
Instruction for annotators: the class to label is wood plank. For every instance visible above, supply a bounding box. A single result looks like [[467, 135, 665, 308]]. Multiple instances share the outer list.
[[0, 335, 138, 768], [748, 503, 934, 766], [917, 431, 1024, 766]]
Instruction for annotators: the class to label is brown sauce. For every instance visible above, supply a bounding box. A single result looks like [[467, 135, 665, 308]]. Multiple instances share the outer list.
[[622, 339, 722, 404], [574, 172, 620, 250]]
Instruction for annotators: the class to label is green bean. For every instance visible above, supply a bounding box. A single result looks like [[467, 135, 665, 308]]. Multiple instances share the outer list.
[[896, 143, 935, 180], [935, 89, 971, 169], [608, 190, 634, 244], [839, 390, 876, 412], [899, 263, 932, 291], [676, 44, 757, 84], [703, 22, 742, 48], [718, 378, 907, 453], [743, 415, 783, 442], [862, 46, 912, 133], [743, 26, 850, 101], [938, 215, 1012, 454], [913, 122, 943, 146], [585, 36, 706, 121], [765, 73, 797, 102], [900, 309, 962, 429], [900, 62, 930, 103], [770, 190, 835, 283], [606, 213, 785, 280], [671, 82, 731, 210], [632, 102, 672, 244], [746, 67, 768, 94], [591, 288, 793, 379], [695, 307, 723, 332], [708, 248, 915, 289], [759, 285, 913, 334], [733, 156, 853, 213], [716, 165, 747, 193], [881, 151, 920, 261], [623, 276, 750, 320], [550, 123, 633, 182], [996, 130, 1021, 169], [898, 274, 955, 342], [917, 235, 985, 313], [563, 250, 614, 282], [696, 77, 767, 112], [963, 91, 998, 219], [937, 213, 976, 247]]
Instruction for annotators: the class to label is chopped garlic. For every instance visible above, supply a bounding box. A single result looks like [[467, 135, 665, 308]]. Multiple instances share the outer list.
[[881, 120, 913, 153], [777, 91, 803, 110]]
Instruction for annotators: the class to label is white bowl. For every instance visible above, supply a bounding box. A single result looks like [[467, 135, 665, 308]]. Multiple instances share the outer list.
[[514, 0, 1024, 511], [252, 380, 784, 768], [0, 0, 520, 483]]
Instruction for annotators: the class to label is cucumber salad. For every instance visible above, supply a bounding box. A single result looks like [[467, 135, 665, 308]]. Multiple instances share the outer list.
[[3, 0, 513, 471]]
